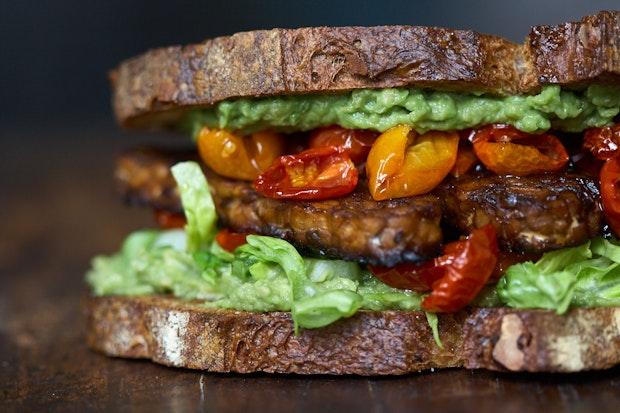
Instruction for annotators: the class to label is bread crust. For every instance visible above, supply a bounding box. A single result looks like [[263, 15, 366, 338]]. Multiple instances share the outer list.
[[527, 10, 619, 87], [84, 295, 620, 375], [111, 11, 619, 128]]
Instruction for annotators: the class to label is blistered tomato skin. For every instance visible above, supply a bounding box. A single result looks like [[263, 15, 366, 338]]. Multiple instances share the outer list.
[[309, 126, 378, 164], [600, 157, 620, 237], [197, 127, 284, 181], [421, 224, 499, 313], [471, 124, 569, 175], [366, 125, 459, 200], [583, 124, 620, 160], [370, 225, 499, 313], [368, 262, 435, 292], [254, 146, 358, 200], [215, 228, 250, 252]]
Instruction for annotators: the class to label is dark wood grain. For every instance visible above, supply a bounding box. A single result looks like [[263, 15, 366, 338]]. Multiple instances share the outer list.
[[2, 123, 620, 412]]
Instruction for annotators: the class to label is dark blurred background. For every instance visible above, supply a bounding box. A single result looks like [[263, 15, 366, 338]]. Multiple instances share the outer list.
[[1, 0, 619, 129]]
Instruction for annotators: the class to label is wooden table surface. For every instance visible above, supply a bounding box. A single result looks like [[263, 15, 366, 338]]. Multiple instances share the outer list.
[[2, 123, 620, 412]]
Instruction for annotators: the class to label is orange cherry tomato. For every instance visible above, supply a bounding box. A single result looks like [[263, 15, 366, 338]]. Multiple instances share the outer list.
[[600, 157, 620, 237], [197, 127, 284, 181], [309, 126, 378, 164], [215, 228, 250, 252], [370, 225, 499, 313], [583, 124, 620, 160], [450, 140, 478, 178], [254, 146, 358, 200], [471, 124, 569, 175], [366, 125, 459, 200], [154, 210, 186, 229]]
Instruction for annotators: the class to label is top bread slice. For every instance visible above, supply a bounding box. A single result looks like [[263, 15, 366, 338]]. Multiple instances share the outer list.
[[111, 11, 619, 128]]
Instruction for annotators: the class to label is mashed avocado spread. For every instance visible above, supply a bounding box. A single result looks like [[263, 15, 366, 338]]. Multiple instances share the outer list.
[[87, 162, 620, 332], [185, 85, 620, 136]]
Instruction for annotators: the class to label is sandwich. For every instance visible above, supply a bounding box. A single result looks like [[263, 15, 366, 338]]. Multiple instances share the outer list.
[[85, 11, 620, 375]]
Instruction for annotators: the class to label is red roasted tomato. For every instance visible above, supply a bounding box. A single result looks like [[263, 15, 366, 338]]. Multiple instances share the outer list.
[[600, 156, 620, 237], [309, 126, 378, 164], [215, 228, 250, 252], [254, 146, 358, 200], [370, 225, 499, 313], [583, 124, 620, 160]]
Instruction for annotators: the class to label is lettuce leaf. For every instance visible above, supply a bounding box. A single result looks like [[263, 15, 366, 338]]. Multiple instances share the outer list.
[[170, 161, 217, 253], [425, 312, 443, 349], [497, 238, 620, 313], [497, 263, 576, 313], [533, 241, 591, 273], [231, 235, 365, 332], [590, 238, 620, 263], [293, 290, 363, 329]]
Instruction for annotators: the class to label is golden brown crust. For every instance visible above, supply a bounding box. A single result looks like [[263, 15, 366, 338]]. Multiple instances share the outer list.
[[112, 25, 522, 128], [110, 28, 522, 128], [84, 295, 620, 375], [527, 10, 620, 87], [111, 11, 619, 129]]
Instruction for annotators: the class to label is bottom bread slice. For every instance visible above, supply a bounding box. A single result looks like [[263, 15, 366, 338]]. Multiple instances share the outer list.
[[84, 295, 620, 375]]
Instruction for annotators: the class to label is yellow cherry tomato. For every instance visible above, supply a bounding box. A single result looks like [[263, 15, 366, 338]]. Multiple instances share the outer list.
[[197, 127, 284, 180], [366, 125, 459, 200]]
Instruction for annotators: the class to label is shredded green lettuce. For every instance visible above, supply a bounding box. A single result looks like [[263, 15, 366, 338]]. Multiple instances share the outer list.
[[425, 312, 443, 349], [86, 229, 221, 300], [86, 230, 422, 330], [497, 239, 620, 313]]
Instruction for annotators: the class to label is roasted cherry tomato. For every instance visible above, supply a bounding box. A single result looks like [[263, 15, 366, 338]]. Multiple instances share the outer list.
[[422, 224, 499, 312], [366, 125, 459, 200], [368, 262, 435, 292], [583, 124, 620, 160], [471, 124, 569, 175], [309, 126, 378, 164], [254, 146, 358, 200], [600, 157, 620, 237], [215, 228, 250, 252], [370, 225, 499, 312], [154, 210, 186, 229], [197, 127, 284, 181], [450, 140, 478, 178]]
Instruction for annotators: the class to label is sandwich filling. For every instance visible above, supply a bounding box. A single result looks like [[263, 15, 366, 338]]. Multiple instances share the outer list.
[[88, 85, 620, 333], [183, 85, 620, 135]]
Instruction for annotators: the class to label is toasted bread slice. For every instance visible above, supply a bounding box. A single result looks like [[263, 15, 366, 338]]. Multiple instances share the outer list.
[[111, 11, 619, 128], [84, 295, 620, 375]]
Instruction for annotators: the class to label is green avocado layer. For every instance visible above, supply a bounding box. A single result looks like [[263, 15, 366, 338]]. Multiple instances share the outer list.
[[184, 85, 620, 136]]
